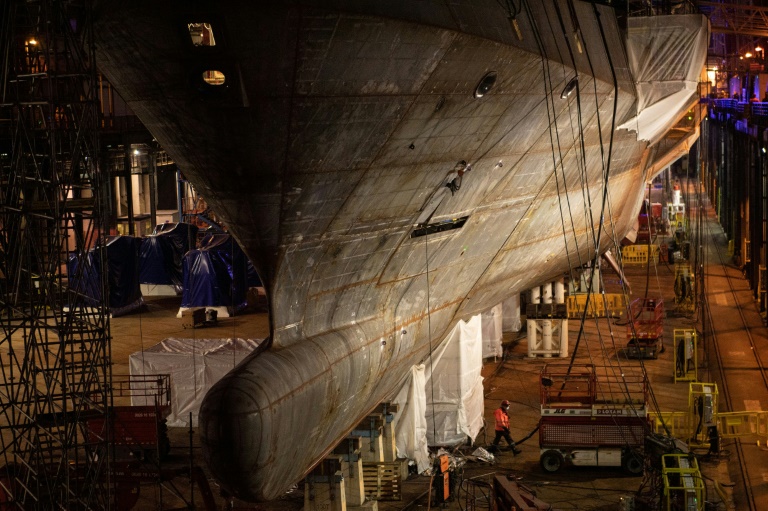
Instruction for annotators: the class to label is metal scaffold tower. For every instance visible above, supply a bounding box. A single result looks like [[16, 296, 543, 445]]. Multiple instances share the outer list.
[[0, 0, 112, 508]]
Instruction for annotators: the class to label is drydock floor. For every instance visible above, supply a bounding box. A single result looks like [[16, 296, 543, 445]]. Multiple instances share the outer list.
[[108, 193, 768, 511]]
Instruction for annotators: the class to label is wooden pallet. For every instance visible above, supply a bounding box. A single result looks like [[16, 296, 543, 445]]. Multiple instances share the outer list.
[[362, 461, 401, 501]]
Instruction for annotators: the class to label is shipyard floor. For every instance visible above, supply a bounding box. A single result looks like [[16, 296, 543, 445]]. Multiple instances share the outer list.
[[109, 196, 768, 511]]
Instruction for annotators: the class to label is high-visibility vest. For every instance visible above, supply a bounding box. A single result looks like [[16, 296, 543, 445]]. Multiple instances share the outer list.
[[494, 408, 509, 431]]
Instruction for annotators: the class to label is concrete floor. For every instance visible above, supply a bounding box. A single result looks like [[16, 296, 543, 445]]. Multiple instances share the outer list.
[[106, 194, 768, 510]]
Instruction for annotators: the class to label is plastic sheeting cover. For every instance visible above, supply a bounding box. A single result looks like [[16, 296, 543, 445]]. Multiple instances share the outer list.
[[129, 337, 260, 427], [139, 237, 176, 286], [140, 222, 198, 287], [481, 304, 503, 359], [619, 14, 708, 142], [67, 235, 143, 316], [502, 294, 521, 333], [181, 234, 249, 313], [391, 364, 429, 473], [392, 314, 484, 472]]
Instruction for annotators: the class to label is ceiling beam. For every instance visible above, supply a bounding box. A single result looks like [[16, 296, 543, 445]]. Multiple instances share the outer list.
[[699, 1, 768, 37]]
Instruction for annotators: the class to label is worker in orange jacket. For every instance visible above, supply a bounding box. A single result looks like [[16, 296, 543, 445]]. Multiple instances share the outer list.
[[493, 400, 521, 454]]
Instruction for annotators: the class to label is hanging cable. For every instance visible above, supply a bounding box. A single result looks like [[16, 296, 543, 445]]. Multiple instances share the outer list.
[[424, 233, 437, 443], [521, 2, 646, 440]]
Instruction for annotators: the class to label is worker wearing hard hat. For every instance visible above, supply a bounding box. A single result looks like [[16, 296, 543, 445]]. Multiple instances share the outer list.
[[493, 400, 522, 455]]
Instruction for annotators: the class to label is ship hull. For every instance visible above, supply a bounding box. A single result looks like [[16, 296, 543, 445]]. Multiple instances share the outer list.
[[92, 0, 692, 502]]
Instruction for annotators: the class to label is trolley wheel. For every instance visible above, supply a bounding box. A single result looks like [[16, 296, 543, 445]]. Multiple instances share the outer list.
[[622, 451, 644, 475], [540, 450, 564, 473]]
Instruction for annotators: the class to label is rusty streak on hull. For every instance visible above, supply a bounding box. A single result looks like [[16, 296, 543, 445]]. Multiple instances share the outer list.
[[92, 0, 705, 501]]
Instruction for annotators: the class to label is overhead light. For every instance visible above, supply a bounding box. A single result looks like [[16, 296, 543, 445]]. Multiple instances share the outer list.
[[133, 149, 139, 155], [757, 46, 764, 54], [27, 38, 37, 46], [746, 52, 753, 58], [763, 147, 766, 154], [560, 77, 578, 99]]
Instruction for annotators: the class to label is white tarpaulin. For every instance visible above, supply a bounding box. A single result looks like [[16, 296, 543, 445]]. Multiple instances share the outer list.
[[618, 14, 708, 142], [391, 365, 429, 473], [502, 294, 521, 333], [129, 338, 260, 427], [481, 304, 503, 359], [392, 314, 484, 472]]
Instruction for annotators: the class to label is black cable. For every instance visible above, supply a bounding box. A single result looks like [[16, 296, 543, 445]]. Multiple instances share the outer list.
[[564, 2, 620, 375], [512, 423, 540, 446], [522, 0, 585, 280], [536, 0, 655, 446]]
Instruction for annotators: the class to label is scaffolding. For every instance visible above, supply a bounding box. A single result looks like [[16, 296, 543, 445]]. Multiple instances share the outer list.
[[0, 0, 112, 508]]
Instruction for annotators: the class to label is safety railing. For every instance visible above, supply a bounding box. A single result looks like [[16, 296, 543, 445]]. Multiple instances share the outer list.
[[621, 244, 659, 265], [566, 293, 627, 319]]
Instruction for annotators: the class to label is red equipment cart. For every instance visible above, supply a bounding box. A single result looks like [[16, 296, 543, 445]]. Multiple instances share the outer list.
[[626, 297, 664, 359], [86, 374, 172, 462]]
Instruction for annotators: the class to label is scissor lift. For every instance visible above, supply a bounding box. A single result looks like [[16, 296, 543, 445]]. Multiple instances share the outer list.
[[626, 297, 664, 359], [538, 365, 649, 474]]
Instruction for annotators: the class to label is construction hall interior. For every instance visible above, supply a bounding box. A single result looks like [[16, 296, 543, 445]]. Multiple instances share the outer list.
[[5, 1, 768, 511]]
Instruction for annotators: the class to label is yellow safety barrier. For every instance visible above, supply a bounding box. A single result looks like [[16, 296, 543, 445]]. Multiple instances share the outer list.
[[717, 411, 768, 439], [649, 411, 690, 440], [621, 244, 660, 265], [649, 411, 768, 442], [566, 293, 628, 319]]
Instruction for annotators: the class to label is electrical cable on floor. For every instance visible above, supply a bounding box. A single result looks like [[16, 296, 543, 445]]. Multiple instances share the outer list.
[[509, 423, 540, 446]]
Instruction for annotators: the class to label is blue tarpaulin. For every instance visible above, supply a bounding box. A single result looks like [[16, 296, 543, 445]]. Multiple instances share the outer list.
[[180, 234, 248, 315], [68, 235, 143, 316], [247, 259, 261, 288], [139, 223, 198, 290]]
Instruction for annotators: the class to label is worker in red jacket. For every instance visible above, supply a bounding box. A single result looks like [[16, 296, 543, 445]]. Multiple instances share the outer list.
[[493, 400, 521, 454]]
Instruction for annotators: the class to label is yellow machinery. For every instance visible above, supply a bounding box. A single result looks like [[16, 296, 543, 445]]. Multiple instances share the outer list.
[[661, 454, 704, 511], [673, 265, 695, 313], [688, 382, 717, 448], [673, 329, 697, 383]]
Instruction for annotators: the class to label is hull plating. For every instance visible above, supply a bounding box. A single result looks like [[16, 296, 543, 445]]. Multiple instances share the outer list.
[[92, 0, 696, 501]]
